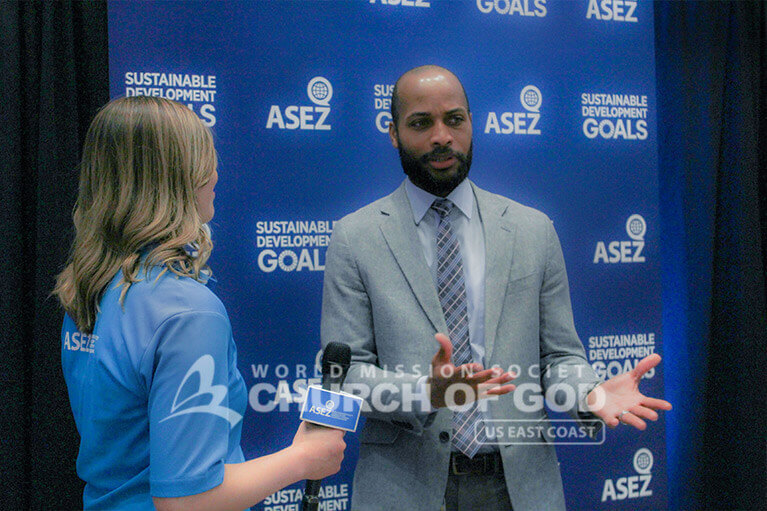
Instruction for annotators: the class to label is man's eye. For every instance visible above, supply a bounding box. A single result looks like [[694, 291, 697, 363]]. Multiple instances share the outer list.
[[410, 119, 430, 129], [447, 116, 464, 126]]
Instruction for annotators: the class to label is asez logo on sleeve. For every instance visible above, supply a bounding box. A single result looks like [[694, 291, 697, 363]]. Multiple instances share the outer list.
[[159, 354, 242, 428], [266, 76, 333, 131], [63, 331, 98, 354]]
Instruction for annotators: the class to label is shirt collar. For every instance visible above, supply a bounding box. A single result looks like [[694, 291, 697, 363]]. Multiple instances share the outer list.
[[405, 177, 474, 225]]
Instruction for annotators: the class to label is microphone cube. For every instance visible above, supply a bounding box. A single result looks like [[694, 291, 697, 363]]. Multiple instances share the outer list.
[[300, 385, 363, 432]]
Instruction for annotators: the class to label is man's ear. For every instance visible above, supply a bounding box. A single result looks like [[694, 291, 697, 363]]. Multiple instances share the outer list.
[[389, 121, 399, 149]]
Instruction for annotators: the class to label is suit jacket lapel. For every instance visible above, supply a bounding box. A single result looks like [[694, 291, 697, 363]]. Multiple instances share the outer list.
[[474, 184, 517, 363], [379, 183, 448, 334]]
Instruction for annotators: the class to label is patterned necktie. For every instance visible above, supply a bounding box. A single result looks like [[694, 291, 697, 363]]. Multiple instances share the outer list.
[[431, 198, 485, 458]]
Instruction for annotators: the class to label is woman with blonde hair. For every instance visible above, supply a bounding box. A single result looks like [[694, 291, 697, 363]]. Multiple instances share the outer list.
[[54, 96, 344, 511]]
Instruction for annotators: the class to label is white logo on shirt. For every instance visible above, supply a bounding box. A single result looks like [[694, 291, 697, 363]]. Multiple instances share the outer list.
[[160, 354, 242, 428]]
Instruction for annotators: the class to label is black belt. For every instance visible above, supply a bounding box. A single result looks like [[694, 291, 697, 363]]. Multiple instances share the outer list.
[[449, 451, 503, 476]]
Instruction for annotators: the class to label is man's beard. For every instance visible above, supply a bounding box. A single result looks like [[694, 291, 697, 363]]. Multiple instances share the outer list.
[[398, 139, 472, 197]]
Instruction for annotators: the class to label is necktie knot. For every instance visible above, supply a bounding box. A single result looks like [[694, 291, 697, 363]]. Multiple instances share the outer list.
[[431, 199, 453, 219]]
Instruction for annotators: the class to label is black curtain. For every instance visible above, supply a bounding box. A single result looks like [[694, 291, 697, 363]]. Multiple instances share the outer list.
[[0, 1, 108, 509], [656, 1, 766, 510], [0, 1, 764, 510]]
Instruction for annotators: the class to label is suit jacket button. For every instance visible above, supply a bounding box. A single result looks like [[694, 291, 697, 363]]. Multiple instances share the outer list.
[[439, 431, 450, 443]]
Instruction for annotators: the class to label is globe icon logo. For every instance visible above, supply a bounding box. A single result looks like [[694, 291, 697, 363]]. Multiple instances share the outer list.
[[524, 90, 539, 106], [307, 76, 333, 106], [625, 214, 647, 240], [312, 82, 329, 101], [633, 448, 654, 474], [325, 400, 335, 410], [520, 85, 542, 112], [635, 453, 651, 471]]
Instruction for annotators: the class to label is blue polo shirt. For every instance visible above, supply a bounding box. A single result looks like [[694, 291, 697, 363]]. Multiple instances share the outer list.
[[62, 265, 247, 510]]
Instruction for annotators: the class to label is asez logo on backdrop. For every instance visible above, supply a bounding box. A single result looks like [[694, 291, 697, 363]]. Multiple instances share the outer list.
[[476, 0, 547, 17], [369, 0, 431, 7], [485, 85, 542, 136], [266, 76, 332, 131], [601, 448, 653, 502], [586, 0, 638, 23], [594, 214, 646, 264]]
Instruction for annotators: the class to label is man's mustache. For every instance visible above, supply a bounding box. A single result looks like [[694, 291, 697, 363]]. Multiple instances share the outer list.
[[420, 146, 467, 163]]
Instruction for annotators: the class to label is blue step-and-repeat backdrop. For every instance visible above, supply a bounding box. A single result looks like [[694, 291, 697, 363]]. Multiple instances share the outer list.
[[109, 1, 666, 509]]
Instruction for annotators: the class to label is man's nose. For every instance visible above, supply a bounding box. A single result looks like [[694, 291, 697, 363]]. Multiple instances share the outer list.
[[430, 121, 452, 147]]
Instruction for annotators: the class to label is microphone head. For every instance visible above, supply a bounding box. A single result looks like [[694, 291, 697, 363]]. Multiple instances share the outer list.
[[321, 342, 351, 383]]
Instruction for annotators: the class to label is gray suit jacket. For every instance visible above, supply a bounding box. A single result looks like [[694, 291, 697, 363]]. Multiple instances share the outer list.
[[321, 180, 601, 511]]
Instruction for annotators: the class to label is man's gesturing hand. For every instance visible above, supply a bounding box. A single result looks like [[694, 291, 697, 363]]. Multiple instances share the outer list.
[[427, 333, 515, 409], [587, 353, 672, 430]]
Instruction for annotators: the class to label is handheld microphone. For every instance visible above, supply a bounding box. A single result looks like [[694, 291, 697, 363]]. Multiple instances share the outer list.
[[301, 342, 351, 511]]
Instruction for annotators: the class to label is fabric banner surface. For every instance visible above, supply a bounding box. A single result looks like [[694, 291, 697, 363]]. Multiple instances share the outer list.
[[108, 1, 666, 509]]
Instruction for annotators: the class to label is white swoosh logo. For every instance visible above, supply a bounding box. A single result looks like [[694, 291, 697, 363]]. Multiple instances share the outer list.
[[159, 354, 242, 428]]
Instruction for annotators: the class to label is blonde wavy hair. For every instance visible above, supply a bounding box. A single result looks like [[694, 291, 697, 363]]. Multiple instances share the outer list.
[[54, 96, 217, 333]]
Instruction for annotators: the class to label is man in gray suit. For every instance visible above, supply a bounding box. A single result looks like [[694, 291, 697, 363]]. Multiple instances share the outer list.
[[320, 65, 671, 511]]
